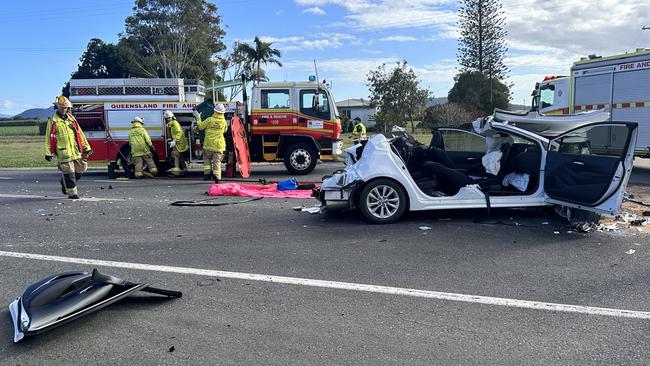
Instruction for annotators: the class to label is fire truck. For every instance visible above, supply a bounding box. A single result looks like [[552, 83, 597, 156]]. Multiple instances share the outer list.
[[68, 77, 342, 177], [531, 48, 650, 157]]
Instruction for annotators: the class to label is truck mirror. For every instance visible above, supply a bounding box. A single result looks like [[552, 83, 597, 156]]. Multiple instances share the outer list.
[[312, 95, 319, 110]]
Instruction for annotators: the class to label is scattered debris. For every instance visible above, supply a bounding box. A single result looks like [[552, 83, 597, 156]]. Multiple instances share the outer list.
[[168, 346, 175, 353], [541, 222, 549, 225], [553, 231, 560, 234], [301, 206, 321, 214], [625, 249, 636, 255], [597, 224, 619, 232], [643, 211, 650, 217], [418, 226, 431, 231], [378, 239, 387, 242], [108, 185, 113, 189], [292, 206, 304, 211]]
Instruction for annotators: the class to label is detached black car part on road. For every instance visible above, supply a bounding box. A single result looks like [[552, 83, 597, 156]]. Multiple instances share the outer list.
[[9, 269, 182, 343]]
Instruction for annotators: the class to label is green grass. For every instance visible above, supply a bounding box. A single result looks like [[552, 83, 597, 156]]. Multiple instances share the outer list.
[[0, 136, 57, 168], [0, 136, 102, 168], [0, 125, 40, 136]]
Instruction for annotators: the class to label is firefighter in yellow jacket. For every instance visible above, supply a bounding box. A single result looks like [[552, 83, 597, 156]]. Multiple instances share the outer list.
[[44, 96, 92, 199], [193, 103, 226, 183], [128, 117, 158, 178], [164, 110, 188, 176]]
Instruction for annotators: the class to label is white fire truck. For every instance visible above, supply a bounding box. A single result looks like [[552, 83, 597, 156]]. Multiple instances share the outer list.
[[532, 48, 650, 157], [68, 77, 342, 177]]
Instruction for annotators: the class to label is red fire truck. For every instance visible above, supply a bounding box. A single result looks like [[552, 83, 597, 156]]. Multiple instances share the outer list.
[[68, 77, 342, 177]]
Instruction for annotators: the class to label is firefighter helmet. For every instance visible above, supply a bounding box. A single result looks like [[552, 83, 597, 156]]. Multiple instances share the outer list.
[[214, 103, 226, 114], [163, 110, 175, 119], [131, 116, 144, 124], [55, 96, 72, 108]]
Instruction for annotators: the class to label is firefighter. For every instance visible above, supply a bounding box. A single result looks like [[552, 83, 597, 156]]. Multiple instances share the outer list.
[[193, 103, 226, 183], [128, 117, 158, 178], [164, 110, 188, 176], [351, 117, 367, 145], [44, 96, 92, 199]]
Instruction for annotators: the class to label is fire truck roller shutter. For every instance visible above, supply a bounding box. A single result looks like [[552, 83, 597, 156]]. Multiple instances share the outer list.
[[612, 68, 650, 154], [106, 110, 164, 139]]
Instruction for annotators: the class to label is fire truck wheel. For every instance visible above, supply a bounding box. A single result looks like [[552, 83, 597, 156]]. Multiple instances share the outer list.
[[107, 162, 119, 179], [118, 146, 135, 179], [284, 143, 317, 175]]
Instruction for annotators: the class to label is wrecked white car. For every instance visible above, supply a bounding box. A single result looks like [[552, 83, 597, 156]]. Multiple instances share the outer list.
[[318, 112, 638, 224]]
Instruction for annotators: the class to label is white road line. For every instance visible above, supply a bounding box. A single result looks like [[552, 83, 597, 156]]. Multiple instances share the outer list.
[[0, 177, 13, 180], [0, 194, 123, 202], [0, 250, 649, 320]]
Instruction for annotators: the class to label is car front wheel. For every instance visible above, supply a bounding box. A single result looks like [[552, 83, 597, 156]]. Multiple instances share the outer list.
[[359, 179, 407, 224]]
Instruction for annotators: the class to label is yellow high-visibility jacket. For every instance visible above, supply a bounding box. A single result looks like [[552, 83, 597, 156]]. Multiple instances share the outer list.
[[197, 113, 226, 153], [351, 122, 367, 140], [166, 119, 189, 152], [44, 113, 90, 163], [128, 122, 153, 157]]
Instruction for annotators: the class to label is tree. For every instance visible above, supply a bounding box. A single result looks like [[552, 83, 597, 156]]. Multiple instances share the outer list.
[[422, 103, 474, 129], [367, 61, 430, 134], [457, 0, 509, 80], [122, 0, 226, 81], [70, 38, 133, 79], [235, 36, 282, 85], [214, 42, 249, 100], [447, 71, 510, 116]]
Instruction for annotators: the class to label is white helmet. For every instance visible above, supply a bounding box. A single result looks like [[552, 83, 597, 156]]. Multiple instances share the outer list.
[[131, 116, 144, 124], [214, 103, 226, 114], [163, 110, 174, 119]]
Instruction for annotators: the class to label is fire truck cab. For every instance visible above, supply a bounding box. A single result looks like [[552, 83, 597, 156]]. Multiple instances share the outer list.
[[68, 77, 342, 177]]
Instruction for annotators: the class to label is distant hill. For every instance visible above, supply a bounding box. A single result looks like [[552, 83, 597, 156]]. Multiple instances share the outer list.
[[13, 107, 52, 119]]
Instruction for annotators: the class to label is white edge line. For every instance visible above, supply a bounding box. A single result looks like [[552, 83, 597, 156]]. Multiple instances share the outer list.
[[1, 250, 649, 320]]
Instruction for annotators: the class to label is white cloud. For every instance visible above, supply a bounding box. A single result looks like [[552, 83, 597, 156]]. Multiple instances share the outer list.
[[258, 33, 357, 52], [0, 98, 38, 116], [294, 0, 457, 34], [302, 6, 326, 15], [379, 36, 418, 42]]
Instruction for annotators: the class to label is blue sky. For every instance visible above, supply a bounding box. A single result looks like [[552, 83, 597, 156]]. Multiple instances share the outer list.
[[1, 0, 649, 115]]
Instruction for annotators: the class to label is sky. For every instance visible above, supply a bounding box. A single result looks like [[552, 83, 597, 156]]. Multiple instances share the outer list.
[[1, 0, 649, 116]]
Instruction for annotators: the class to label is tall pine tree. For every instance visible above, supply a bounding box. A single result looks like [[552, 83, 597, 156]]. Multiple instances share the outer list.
[[457, 0, 508, 80]]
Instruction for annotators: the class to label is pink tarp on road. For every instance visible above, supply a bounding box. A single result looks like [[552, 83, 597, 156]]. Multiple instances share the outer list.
[[207, 183, 317, 199]]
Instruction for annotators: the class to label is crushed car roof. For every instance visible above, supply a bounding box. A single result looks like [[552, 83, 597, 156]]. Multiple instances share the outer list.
[[492, 109, 611, 137]]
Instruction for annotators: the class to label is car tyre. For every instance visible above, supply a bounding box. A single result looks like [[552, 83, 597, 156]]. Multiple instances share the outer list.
[[284, 143, 317, 175], [359, 178, 407, 224]]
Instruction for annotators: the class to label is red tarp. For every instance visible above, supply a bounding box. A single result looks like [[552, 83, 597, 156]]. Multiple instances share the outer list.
[[207, 183, 316, 199]]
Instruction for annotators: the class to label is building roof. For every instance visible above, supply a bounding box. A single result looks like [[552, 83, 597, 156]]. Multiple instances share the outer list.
[[336, 98, 373, 108]]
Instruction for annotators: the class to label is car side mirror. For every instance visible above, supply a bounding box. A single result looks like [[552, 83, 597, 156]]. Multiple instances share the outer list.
[[312, 95, 319, 110]]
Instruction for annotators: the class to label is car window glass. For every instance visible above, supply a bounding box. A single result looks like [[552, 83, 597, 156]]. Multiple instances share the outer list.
[[440, 130, 486, 152], [300, 90, 330, 119], [549, 124, 629, 158], [261, 89, 290, 109]]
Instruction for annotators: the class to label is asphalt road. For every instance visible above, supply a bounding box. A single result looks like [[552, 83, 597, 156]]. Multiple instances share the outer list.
[[0, 161, 648, 365]]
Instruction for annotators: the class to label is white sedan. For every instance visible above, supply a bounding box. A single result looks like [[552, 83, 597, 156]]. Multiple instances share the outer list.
[[318, 111, 637, 224]]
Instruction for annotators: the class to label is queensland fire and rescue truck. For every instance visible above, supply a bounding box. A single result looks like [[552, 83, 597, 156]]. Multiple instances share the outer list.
[[531, 48, 650, 157], [68, 77, 342, 177]]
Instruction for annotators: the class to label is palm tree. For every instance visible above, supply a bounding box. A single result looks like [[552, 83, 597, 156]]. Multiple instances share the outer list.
[[236, 36, 282, 85]]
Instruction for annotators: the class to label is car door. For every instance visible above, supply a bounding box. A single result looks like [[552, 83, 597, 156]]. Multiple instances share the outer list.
[[436, 128, 486, 173], [544, 122, 638, 215]]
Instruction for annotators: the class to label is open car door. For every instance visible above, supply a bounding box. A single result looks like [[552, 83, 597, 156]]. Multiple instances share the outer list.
[[544, 122, 638, 216]]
